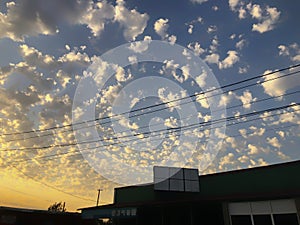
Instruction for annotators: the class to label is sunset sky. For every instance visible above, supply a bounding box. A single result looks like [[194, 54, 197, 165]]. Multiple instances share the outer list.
[[0, 0, 300, 211]]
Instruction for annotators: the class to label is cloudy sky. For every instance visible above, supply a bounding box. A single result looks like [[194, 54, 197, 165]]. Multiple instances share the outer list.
[[0, 0, 300, 211]]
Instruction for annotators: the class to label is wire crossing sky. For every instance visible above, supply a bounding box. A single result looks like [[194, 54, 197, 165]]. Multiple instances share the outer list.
[[0, 0, 300, 211]]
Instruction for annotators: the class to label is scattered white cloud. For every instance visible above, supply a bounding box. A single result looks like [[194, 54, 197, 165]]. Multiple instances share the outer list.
[[207, 25, 217, 34], [190, 0, 208, 4], [276, 151, 290, 160], [219, 91, 236, 107], [188, 25, 194, 34], [0, 0, 90, 41], [58, 50, 90, 64], [278, 45, 289, 56], [278, 43, 300, 62], [248, 144, 259, 155], [114, 0, 149, 41], [218, 152, 235, 170], [212, 6, 219, 11], [277, 131, 285, 139], [196, 94, 210, 109], [239, 66, 249, 74], [235, 39, 246, 50], [205, 53, 220, 64], [19, 44, 59, 70], [219, 50, 240, 69], [187, 42, 205, 56], [80, 1, 115, 37], [115, 67, 132, 82], [249, 126, 265, 137], [168, 35, 177, 45], [292, 55, 300, 62], [267, 137, 281, 148], [250, 5, 281, 33], [195, 70, 208, 87], [65, 45, 71, 51], [249, 4, 262, 19], [237, 90, 255, 109], [238, 7, 247, 19], [154, 18, 169, 39], [230, 34, 236, 40], [261, 69, 300, 97], [229, 2, 281, 33], [164, 117, 178, 128], [129, 36, 152, 53], [229, 0, 240, 11], [0, 0, 148, 41]]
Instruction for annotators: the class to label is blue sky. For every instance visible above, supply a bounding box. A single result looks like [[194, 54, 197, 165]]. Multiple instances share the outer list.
[[0, 0, 299, 211]]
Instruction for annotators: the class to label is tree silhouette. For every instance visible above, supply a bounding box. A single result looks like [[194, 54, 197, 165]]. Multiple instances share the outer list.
[[47, 202, 66, 212]]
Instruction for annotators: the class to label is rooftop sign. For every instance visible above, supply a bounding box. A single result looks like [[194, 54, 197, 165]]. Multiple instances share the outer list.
[[153, 166, 200, 192]]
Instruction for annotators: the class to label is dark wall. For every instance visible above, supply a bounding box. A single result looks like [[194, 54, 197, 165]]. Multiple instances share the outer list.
[[115, 161, 300, 204], [0, 209, 94, 225], [125, 202, 225, 225]]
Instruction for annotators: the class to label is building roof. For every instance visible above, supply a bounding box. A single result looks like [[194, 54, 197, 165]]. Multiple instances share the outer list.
[[80, 159, 300, 211]]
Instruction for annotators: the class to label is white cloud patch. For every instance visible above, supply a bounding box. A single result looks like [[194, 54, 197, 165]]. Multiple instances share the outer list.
[[168, 35, 177, 45], [0, 0, 90, 41], [187, 42, 205, 56], [278, 43, 300, 62], [229, 0, 240, 11], [248, 144, 259, 155], [129, 36, 152, 53], [19, 44, 59, 70], [235, 39, 246, 50], [195, 70, 208, 87], [212, 6, 219, 11], [114, 0, 149, 41], [219, 91, 236, 107], [209, 36, 219, 53], [188, 25, 194, 34], [237, 90, 255, 109], [80, 1, 115, 37], [205, 53, 220, 65], [278, 45, 289, 56], [252, 6, 281, 33], [190, 0, 208, 4], [249, 4, 262, 19], [115, 67, 132, 82], [229, 2, 281, 33], [154, 18, 169, 39], [261, 69, 300, 97], [207, 25, 217, 34], [239, 66, 249, 74], [218, 50, 240, 69], [0, 0, 148, 41], [238, 7, 247, 19], [267, 137, 281, 148]]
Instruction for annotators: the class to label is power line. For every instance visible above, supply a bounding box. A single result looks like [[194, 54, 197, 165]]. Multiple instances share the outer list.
[[4, 102, 299, 157], [1, 63, 300, 137], [4, 89, 300, 144], [6, 105, 300, 165], [1, 69, 299, 158]]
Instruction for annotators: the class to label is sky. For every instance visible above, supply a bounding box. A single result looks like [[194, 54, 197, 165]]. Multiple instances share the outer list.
[[0, 0, 300, 212]]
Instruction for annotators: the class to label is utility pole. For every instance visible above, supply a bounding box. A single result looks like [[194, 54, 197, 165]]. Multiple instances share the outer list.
[[96, 189, 103, 206]]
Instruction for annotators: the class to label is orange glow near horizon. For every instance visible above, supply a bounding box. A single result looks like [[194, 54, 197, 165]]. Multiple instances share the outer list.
[[0, 169, 113, 211]]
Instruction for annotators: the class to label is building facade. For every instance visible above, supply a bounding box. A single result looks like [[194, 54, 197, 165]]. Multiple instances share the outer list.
[[0, 206, 93, 225], [80, 160, 300, 225]]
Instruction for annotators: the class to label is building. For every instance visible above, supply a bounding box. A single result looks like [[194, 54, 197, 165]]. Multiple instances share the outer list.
[[80, 160, 300, 225], [0, 206, 93, 225]]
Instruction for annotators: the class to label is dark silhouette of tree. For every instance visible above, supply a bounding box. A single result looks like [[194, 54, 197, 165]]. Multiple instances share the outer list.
[[47, 201, 66, 212]]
